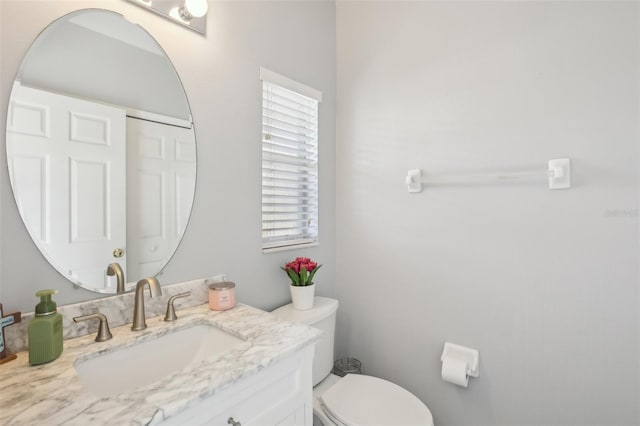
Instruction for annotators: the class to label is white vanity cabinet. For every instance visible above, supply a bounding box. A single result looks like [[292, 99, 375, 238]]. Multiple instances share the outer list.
[[0, 303, 322, 426], [160, 345, 314, 426]]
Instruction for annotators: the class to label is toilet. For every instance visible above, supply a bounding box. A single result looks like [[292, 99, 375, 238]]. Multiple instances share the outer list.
[[272, 297, 434, 426]]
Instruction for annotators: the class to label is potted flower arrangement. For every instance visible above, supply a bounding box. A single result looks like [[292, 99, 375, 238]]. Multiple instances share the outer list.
[[282, 257, 322, 310]]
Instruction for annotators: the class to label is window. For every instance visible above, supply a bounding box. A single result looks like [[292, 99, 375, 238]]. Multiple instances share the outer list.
[[260, 68, 322, 252]]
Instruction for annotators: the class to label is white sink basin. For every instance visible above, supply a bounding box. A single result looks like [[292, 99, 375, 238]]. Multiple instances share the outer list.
[[74, 324, 247, 397]]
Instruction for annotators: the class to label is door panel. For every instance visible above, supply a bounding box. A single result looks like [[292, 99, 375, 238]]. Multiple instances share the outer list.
[[11, 155, 49, 242], [7, 84, 126, 292], [126, 117, 195, 280], [69, 158, 109, 242]]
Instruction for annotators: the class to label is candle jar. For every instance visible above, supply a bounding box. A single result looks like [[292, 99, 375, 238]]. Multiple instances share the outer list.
[[208, 282, 236, 311]]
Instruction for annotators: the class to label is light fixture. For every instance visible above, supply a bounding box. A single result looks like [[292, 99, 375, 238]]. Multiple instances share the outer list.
[[125, 0, 208, 35], [179, 0, 208, 20]]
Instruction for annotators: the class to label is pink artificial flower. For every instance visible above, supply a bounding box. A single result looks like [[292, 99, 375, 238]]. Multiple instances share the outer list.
[[302, 262, 317, 272], [283, 257, 322, 286]]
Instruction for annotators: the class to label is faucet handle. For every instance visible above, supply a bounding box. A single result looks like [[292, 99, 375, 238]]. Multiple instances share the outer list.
[[73, 313, 113, 342], [164, 291, 191, 322]]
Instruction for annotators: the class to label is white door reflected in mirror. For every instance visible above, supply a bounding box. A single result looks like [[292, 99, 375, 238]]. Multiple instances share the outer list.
[[8, 84, 127, 293], [126, 117, 196, 281], [5, 9, 197, 294]]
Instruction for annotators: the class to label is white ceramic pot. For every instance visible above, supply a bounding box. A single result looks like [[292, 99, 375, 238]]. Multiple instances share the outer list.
[[290, 284, 315, 310]]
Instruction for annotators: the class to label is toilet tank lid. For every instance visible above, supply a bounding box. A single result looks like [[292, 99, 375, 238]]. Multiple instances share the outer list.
[[271, 297, 338, 325]]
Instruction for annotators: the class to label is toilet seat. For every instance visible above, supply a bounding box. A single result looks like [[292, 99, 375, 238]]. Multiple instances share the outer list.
[[319, 374, 434, 426]]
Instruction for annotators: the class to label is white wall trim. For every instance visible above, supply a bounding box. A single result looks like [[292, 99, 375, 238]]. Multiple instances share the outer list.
[[260, 67, 323, 102]]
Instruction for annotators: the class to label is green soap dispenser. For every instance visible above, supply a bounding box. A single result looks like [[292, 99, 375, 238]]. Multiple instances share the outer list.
[[28, 289, 63, 365]]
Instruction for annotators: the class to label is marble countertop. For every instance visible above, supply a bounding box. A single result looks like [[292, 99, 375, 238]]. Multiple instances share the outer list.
[[0, 303, 321, 426]]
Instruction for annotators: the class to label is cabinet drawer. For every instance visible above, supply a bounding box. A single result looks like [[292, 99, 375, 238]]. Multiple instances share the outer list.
[[206, 361, 302, 426], [162, 347, 313, 426]]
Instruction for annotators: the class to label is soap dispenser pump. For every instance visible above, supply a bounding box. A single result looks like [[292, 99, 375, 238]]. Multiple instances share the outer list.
[[28, 289, 63, 365]]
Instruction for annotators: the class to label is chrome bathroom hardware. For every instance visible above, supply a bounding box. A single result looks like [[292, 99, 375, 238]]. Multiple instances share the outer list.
[[124, 0, 208, 35], [73, 313, 113, 342], [406, 158, 571, 192], [132, 278, 162, 331], [164, 291, 192, 322]]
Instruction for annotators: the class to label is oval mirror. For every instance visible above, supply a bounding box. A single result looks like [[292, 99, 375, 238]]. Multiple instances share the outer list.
[[6, 9, 197, 294]]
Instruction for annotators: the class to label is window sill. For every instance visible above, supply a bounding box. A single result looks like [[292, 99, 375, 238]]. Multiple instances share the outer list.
[[262, 242, 319, 254]]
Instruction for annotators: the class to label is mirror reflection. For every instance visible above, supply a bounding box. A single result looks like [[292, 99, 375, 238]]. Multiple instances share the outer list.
[[6, 9, 197, 294]]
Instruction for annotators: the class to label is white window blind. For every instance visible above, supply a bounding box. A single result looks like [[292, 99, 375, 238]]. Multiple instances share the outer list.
[[261, 69, 321, 252]]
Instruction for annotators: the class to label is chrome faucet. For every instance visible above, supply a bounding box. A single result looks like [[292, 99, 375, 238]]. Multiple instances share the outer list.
[[106, 263, 125, 293], [131, 278, 162, 331]]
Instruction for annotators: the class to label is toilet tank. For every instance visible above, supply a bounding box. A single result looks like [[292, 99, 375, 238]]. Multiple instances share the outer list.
[[272, 297, 339, 386]]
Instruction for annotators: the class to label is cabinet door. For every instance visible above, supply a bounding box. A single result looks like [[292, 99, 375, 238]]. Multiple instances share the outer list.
[[217, 403, 307, 426], [266, 405, 306, 426]]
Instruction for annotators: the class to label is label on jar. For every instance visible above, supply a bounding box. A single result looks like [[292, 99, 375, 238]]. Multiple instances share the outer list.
[[218, 292, 231, 307]]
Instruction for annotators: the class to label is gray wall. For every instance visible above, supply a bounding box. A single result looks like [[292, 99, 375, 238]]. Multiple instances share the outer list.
[[335, 2, 639, 425], [19, 18, 191, 121], [0, 0, 337, 313]]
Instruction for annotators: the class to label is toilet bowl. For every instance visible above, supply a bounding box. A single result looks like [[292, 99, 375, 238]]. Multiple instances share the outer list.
[[272, 297, 434, 426]]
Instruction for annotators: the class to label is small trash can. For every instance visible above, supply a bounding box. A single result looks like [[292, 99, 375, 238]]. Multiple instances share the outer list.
[[333, 357, 362, 377]]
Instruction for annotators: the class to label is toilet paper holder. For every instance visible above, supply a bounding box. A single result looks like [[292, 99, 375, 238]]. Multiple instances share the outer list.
[[440, 342, 480, 378]]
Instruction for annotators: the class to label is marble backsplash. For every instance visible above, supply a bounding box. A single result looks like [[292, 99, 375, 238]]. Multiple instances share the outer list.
[[4, 275, 226, 354]]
